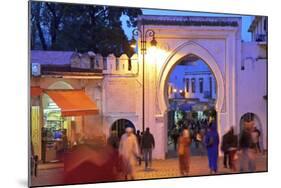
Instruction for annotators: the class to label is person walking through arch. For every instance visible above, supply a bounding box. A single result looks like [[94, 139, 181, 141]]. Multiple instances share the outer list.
[[141, 127, 155, 170], [178, 128, 192, 176], [239, 122, 257, 172], [171, 125, 179, 151], [204, 114, 219, 174]]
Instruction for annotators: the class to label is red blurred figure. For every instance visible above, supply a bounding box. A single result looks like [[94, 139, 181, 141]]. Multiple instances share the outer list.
[[63, 143, 125, 184]]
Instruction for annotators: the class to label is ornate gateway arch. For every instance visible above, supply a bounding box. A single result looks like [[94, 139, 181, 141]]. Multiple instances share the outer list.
[[137, 15, 241, 159], [157, 41, 225, 115]]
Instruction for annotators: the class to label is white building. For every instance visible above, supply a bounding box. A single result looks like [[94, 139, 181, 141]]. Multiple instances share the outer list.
[[168, 58, 216, 103], [30, 15, 267, 161]]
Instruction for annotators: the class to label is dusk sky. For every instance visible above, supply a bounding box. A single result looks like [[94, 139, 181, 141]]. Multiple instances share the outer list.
[[121, 9, 253, 42]]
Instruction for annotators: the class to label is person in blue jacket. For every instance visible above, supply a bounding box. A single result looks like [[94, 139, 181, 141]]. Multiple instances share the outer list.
[[204, 113, 220, 174]]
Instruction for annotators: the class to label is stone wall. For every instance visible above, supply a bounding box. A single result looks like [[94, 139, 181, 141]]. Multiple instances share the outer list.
[[70, 51, 139, 75]]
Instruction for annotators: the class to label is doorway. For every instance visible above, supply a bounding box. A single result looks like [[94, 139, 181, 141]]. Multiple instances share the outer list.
[[166, 54, 217, 158], [111, 119, 135, 138]]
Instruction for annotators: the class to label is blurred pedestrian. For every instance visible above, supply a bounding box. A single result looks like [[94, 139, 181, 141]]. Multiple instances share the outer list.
[[239, 122, 256, 172], [107, 130, 119, 149], [64, 142, 125, 184], [171, 127, 179, 151], [136, 130, 142, 165], [195, 130, 204, 155], [30, 142, 38, 177], [204, 116, 219, 174], [141, 127, 155, 170], [62, 129, 68, 152], [178, 128, 192, 176], [119, 127, 140, 180], [221, 128, 232, 168], [228, 127, 238, 172], [251, 126, 261, 153]]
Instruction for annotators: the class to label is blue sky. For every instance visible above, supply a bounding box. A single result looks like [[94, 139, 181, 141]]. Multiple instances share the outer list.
[[122, 9, 253, 42]]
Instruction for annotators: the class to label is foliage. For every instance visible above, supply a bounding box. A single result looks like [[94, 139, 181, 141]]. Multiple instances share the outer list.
[[30, 1, 142, 56]]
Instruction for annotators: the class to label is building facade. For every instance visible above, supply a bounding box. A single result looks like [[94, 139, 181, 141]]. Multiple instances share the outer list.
[[168, 59, 216, 102], [30, 15, 267, 160]]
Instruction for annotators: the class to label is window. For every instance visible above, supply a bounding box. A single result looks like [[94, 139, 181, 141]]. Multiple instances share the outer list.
[[191, 78, 195, 93], [199, 78, 203, 93], [185, 78, 189, 92]]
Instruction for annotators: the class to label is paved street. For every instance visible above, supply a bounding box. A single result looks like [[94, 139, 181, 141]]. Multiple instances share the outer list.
[[31, 154, 267, 187]]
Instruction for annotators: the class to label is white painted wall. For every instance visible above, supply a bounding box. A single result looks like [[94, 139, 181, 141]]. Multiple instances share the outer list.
[[102, 76, 142, 137], [237, 42, 267, 149]]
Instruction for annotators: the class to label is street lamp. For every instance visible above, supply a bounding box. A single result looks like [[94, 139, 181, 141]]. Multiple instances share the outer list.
[[131, 25, 157, 133]]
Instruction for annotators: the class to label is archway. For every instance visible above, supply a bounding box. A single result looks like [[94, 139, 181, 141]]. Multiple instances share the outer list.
[[157, 41, 224, 157], [158, 41, 224, 114], [166, 54, 217, 157], [111, 119, 136, 138]]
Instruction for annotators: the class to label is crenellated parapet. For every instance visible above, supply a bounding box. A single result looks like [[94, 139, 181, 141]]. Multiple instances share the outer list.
[[70, 52, 139, 75]]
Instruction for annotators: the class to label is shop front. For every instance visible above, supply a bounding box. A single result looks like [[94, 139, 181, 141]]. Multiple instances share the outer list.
[[31, 87, 99, 163]]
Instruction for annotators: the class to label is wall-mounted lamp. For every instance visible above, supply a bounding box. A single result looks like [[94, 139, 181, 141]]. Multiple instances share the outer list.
[[130, 37, 137, 49]]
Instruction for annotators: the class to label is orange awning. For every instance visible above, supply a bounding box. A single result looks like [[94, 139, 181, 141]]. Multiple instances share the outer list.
[[45, 90, 99, 116], [31, 86, 43, 97]]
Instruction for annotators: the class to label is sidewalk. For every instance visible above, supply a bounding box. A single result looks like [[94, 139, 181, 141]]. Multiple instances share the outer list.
[[135, 154, 267, 180], [31, 154, 267, 187]]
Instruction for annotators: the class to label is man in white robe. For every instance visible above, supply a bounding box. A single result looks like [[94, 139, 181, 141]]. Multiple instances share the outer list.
[[119, 127, 139, 180]]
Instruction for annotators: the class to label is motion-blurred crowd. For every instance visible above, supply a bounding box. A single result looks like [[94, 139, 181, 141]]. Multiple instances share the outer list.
[[59, 111, 263, 184]]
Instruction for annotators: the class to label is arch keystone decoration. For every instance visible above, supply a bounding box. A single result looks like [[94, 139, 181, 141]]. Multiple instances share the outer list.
[[157, 41, 225, 114]]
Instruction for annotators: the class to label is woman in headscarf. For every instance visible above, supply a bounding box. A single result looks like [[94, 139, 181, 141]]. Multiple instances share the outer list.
[[178, 128, 192, 176], [118, 126, 140, 180], [204, 115, 220, 174]]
